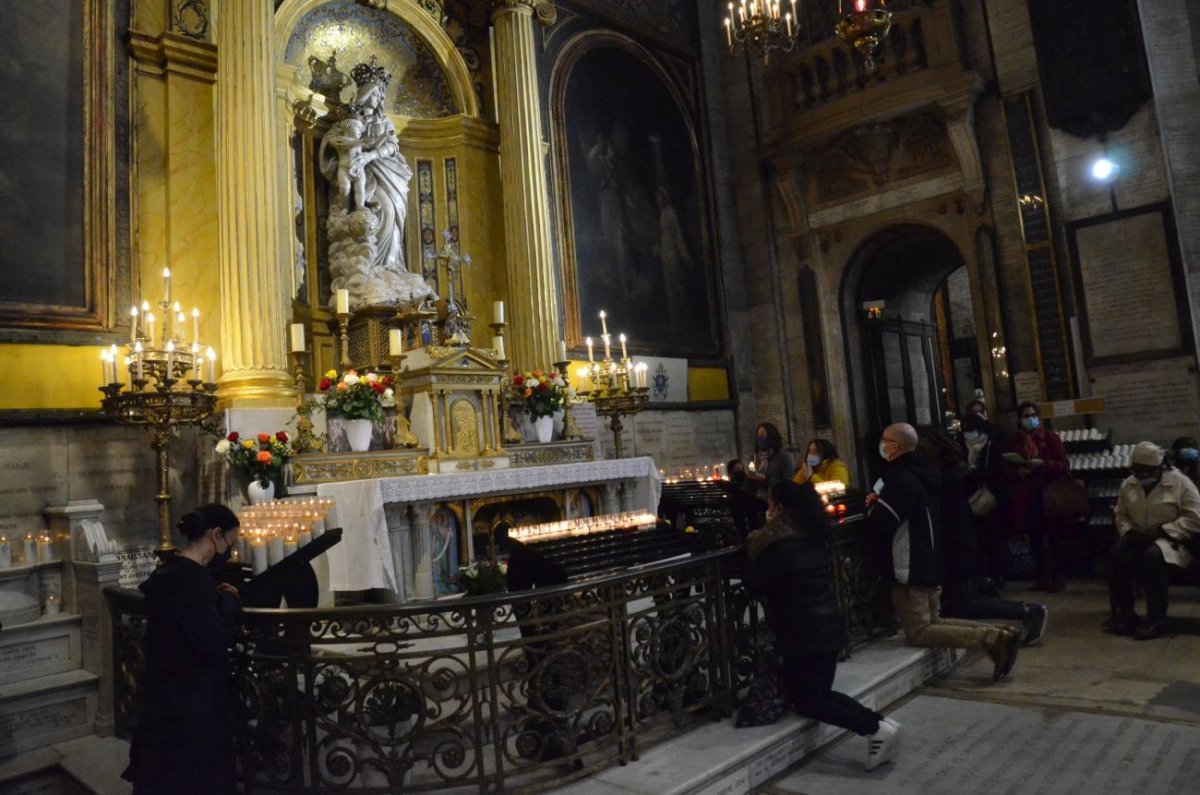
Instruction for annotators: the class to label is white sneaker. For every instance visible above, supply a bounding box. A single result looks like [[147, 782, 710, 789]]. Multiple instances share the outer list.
[[864, 717, 901, 771]]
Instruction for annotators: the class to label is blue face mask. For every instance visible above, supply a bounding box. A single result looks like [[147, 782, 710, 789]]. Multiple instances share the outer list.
[[963, 430, 982, 444], [1137, 475, 1159, 487], [807, 454, 822, 469], [1179, 448, 1199, 462], [1021, 417, 1040, 432]]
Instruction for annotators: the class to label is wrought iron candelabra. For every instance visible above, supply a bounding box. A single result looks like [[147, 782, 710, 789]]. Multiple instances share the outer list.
[[100, 283, 218, 552]]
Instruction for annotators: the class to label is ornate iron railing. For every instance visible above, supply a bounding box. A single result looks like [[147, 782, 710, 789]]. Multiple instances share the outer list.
[[108, 538, 891, 792]]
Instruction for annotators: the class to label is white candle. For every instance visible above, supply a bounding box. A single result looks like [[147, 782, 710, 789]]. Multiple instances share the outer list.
[[603, 334, 611, 360], [388, 328, 403, 356], [22, 535, 36, 565], [206, 347, 216, 383], [283, 537, 298, 559], [298, 530, 313, 548], [44, 593, 60, 617], [192, 307, 200, 344], [163, 266, 171, 306], [0, 537, 10, 569], [600, 310, 608, 336], [191, 344, 201, 380], [130, 306, 139, 343], [134, 342, 144, 381], [267, 535, 284, 566], [291, 323, 306, 353], [619, 334, 628, 360], [492, 300, 504, 324], [336, 288, 350, 315], [576, 366, 590, 393], [586, 336, 594, 362], [251, 540, 267, 574], [492, 335, 505, 360], [37, 535, 53, 563], [238, 536, 250, 563], [110, 345, 119, 383], [165, 340, 174, 377], [145, 312, 155, 347], [725, 17, 732, 46], [557, 340, 567, 363], [100, 350, 110, 385]]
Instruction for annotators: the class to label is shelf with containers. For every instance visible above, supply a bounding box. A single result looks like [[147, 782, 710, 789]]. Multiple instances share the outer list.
[[1062, 429, 1134, 571]]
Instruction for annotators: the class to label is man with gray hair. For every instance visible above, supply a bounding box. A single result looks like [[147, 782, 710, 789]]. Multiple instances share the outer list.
[[868, 423, 1020, 682], [1107, 441, 1200, 639]]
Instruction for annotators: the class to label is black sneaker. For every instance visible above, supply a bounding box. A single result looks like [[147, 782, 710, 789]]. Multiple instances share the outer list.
[[1134, 620, 1168, 640], [1101, 612, 1140, 636], [1023, 604, 1048, 646]]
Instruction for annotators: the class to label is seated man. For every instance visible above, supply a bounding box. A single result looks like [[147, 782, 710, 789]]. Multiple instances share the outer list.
[[1106, 442, 1200, 639], [867, 423, 1020, 682]]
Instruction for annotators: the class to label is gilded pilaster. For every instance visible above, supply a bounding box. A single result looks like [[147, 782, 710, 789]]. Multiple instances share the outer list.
[[491, 0, 560, 369], [214, 1, 294, 404]]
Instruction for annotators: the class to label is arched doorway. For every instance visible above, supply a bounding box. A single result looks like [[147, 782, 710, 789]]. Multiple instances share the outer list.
[[840, 225, 981, 478]]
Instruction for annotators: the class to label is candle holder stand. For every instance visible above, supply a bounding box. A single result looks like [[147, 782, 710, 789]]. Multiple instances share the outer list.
[[289, 351, 322, 454], [554, 359, 583, 441], [388, 353, 420, 448]]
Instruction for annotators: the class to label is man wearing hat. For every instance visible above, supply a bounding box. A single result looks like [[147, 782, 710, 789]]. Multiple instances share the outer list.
[[1106, 441, 1200, 639]]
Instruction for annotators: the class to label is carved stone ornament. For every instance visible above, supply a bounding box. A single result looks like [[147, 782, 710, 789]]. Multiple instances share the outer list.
[[491, 0, 557, 26], [172, 0, 210, 40]]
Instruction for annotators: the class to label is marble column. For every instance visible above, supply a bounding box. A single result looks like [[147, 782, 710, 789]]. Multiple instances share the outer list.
[[384, 503, 409, 602], [213, 1, 295, 405], [409, 502, 435, 600], [491, 0, 561, 369]]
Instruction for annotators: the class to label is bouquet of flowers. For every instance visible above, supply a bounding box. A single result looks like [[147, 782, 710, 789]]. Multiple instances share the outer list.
[[216, 431, 291, 487], [455, 559, 508, 596], [509, 369, 573, 419], [317, 369, 395, 422]]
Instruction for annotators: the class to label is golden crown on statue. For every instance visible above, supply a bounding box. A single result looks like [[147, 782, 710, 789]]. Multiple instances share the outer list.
[[351, 55, 391, 89]]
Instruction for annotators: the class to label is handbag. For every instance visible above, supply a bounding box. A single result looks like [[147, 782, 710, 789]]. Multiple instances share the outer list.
[[968, 484, 997, 517], [1042, 477, 1089, 520]]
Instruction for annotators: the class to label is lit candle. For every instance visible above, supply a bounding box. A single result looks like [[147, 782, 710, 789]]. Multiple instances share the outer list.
[[130, 306, 139, 343], [336, 288, 350, 315], [603, 334, 611, 361], [576, 366, 590, 393], [100, 349, 110, 385], [206, 347, 216, 383], [134, 341, 144, 381], [250, 538, 267, 574], [267, 534, 284, 566], [599, 310, 608, 336], [283, 535, 298, 559], [192, 307, 200, 344], [192, 344, 201, 380], [110, 345, 120, 383], [725, 17, 732, 46], [37, 534, 53, 563], [619, 334, 628, 360], [0, 536, 10, 569], [163, 266, 171, 306], [492, 300, 504, 324], [22, 534, 36, 565], [291, 323, 307, 353], [785, 11, 792, 35], [586, 336, 594, 362], [856, 0, 866, 11], [165, 340, 175, 377], [145, 312, 155, 347], [557, 339, 567, 363], [298, 529, 313, 548], [388, 328, 403, 356], [491, 335, 505, 360], [44, 593, 60, 617], [171, 301, 181, 341]]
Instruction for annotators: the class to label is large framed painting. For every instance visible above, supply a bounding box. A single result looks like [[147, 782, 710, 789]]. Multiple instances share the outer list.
[[0, 0, 131, 342], [551, 36, 719, 356]]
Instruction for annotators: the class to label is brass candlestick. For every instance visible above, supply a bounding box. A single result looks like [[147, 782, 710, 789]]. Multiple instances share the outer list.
[[289, 350, 321, 453], [491, 321, 522, 444], [554, 359, 583, 441], [388, 353, 420, 448], [337, 311, 351, 369]]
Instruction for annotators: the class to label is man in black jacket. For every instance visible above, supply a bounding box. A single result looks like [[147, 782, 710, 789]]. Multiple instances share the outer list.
[[868, 423, 1020, 682]]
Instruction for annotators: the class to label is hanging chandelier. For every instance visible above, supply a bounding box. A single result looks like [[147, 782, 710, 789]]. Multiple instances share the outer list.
[[723, 0, 800, 65], [835, 0, 892, 73]]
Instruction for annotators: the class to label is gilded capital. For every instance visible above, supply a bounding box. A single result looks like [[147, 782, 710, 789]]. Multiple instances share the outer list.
[[491, 0, 557, 26]]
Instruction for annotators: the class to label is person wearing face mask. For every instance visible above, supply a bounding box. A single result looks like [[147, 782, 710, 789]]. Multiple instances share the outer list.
[[793, 438, 851, 487], [123, 504, 241, 795], [961, 413, 1009, 588], [747, 422, 795, 499], [1105, 442, 1200, 639], [1169, 436, 1200, 489], [1006, 401, 1070, 592]]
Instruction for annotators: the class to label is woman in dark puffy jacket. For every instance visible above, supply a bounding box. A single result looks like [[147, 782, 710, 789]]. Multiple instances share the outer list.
[[744, 481, 901, 770]]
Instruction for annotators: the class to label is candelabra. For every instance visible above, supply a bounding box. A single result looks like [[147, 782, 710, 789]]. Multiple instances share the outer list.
[[724, 0, 800, 65], [388, 352, 420, 449], [576, 313, 648, 459], [835, 0, 893, 74], [101, 277, 218, 552], [553, 359, 583, 441]]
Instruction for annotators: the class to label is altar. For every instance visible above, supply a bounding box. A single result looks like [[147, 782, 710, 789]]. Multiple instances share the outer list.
[[298, 456, 661, 599]]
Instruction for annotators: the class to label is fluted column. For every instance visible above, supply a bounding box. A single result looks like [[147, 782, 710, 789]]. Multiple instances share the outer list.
[[491, 0, 561, 369], [214, 0, 294, 404]]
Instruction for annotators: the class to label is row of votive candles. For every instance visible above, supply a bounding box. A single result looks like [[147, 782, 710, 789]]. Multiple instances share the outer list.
[[0, 534, 56, 568], [509, 510, 658, 542], [237, 524, 325, 575], [660, 463, 730, 485]]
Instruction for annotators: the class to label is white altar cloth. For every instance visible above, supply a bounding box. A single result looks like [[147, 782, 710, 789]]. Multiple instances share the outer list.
[[317, 457, 662, 594]]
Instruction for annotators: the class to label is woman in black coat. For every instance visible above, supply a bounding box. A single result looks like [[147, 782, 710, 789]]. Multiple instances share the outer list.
[[123, 504, 241, 795], [744, 481, 900, 770]]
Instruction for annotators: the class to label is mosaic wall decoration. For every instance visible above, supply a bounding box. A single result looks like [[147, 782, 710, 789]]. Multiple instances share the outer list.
[[284, 0, 457, 118], [444, 158, 460, 252], [416, 159, 438, 290]]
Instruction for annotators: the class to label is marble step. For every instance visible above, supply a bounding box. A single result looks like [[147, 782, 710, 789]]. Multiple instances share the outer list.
[[557, 639, 961, 795], [0, 668, 99, 758], [0, 614, 83, 687]]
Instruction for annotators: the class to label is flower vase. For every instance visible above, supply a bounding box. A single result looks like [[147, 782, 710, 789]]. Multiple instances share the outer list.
[[247, 480, 275, 505], [345, 418, 374, 452], [534, 415, 554, 444]]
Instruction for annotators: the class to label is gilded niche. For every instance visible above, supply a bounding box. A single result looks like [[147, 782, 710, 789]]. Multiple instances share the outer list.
[[450, 398, 479, 455], [809, 112, 954, 205]]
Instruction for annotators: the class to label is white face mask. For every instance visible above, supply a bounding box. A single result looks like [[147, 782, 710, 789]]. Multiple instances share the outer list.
[[964, 430, 982, 444], [879, 441, 891, 461]]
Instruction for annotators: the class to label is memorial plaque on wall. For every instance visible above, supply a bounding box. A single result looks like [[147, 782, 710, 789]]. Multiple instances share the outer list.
[[1068, 203, 1189, 365], [1090, 358, 1200, 443]]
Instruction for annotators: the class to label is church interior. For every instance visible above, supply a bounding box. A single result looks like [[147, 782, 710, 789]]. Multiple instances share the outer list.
[[3, 0, 1200, 792]]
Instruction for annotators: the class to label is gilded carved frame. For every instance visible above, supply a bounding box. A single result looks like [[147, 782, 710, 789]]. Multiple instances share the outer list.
[[0, 0, 131, 342]]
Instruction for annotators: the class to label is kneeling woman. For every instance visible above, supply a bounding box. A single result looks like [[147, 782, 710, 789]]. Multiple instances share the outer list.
[[744, 481, 901, 770]]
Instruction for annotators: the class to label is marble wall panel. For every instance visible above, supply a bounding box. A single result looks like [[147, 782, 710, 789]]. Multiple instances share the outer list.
[[0, 429, 69, 540]]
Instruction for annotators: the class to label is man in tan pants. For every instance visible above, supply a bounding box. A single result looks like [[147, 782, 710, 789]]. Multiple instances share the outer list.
[[868, 423, 1020, 681]]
